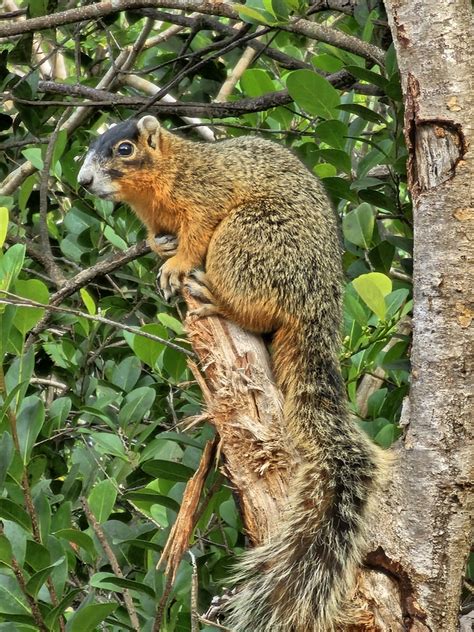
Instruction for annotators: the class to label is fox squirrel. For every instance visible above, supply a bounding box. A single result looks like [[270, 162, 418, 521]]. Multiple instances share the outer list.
[[78, 115, 382, 631]]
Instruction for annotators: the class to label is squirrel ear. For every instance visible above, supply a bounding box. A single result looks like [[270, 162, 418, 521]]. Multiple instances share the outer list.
[[137, 115, 160, 148]]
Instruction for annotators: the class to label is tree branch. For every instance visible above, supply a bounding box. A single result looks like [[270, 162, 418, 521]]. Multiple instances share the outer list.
[[1, 294, 193, 357], [0, 0, 385, 65], [81, 497, 140, 631]]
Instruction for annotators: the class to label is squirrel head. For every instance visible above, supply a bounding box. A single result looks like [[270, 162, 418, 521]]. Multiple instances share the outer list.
[[78, 115, 164, 203]]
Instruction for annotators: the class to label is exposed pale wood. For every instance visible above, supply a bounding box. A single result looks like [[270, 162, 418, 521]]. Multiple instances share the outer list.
[[158, 439, 218, 581], [184, 293, 300, 545]]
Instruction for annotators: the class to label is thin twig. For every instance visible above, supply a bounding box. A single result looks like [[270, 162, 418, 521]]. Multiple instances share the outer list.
[[0, 0, 385, 64], [10, 557, 49, 632], [38, 114, 68, 286], [27, 239, 151, 340], [80, 497, 141, 631], [1, 293, 194, 357]]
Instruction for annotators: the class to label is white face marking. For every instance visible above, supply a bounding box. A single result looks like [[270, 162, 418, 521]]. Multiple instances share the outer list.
[[77, 151, 119, 200]]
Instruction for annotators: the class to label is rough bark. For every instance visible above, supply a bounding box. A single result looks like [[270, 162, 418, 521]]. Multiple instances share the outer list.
[[359, 2, 473, 630]]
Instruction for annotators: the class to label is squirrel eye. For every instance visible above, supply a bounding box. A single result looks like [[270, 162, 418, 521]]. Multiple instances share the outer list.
[[117, 142, 134, 157]]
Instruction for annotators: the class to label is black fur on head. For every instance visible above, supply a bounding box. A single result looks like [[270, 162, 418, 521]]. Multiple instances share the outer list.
[[90, 120, 140, 158]]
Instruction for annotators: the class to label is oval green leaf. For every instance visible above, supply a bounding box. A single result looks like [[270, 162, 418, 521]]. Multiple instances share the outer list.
[[287, 70, 340, 119], [66, 602, 117, 632], [342, 203, 375, 248], [87, 479, 117, 524], [352, 272, 392, 320]]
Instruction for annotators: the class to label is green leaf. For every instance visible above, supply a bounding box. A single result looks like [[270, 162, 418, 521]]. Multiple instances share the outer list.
[[0, 207, 8, 248], [155, 431, 203, 449], [368, 241, 396, 274], [236, 4, 272, 24], [352, 272, 392, 320], [0, 574, 29, 615], [23, 541, 49, 575], [44, 589, 83, 628], [312, 53, 344, 73], [25, 557, 65, 598], [367, 388, 388, 419], [103, 225, 127, 250], [322, 177, 359, 203], [219, 499, 239, 529], [52, 129, 68, 166], [0, 244, 25, 293], [0, 432, 14, 488], [79, 288, 96, 315], [344, 292, 368, 326], [342, 203, 375, 248], [12, 279, 49, 334], [66, 603, 118, 632], [141, 459, 194, 482], [314, 163, 337, 178], [87, 478, 117, 523], [162, 346, 187, 382], [16, 395, 45, 464], [359, 188, 397, 213], [90, 432, 128, 460], [54, 529, 95, 556], [21, 148, 43, 170], [111, 356, 141, 391], [45, 397, 71, 436], [337, 103, 386, 124], [18, 175, 36, 214], [317, 149, 351, 174], [0, 499, 32, 532], [118, 386, 156, 428], [240, 69, 275, 98], [123, 490, 180, 512], [385, 289, 410, 319], [90, 572, 156, 597], [132, 324, 167, 368], [315, 120, 347, 150], [346, 65, 389, 90], [286, 70, 340, 119], [0, 534, 13, 567], [374, 423, 402, 448]]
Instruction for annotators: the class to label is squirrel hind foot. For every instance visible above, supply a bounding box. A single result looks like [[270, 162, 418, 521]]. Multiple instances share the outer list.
[[184, 270, 222, 319]]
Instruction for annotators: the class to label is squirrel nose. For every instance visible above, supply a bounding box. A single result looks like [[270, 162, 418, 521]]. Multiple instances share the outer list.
[[78, 170, 94, 188]]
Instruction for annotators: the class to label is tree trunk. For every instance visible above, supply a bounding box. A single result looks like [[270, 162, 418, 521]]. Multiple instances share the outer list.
[[357, 2, 473, 630]]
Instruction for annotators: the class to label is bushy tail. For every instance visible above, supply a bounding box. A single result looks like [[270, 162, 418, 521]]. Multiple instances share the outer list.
[[225, 322, 382, 632]]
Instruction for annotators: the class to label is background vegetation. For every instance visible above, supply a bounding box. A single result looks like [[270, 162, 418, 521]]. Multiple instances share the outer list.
[[0, 0, 427, 630]]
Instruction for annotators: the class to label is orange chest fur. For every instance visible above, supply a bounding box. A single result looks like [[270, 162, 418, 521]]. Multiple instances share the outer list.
[[117, 173, 182, 235]]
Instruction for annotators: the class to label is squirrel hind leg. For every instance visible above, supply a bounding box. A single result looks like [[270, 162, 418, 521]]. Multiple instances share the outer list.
[[185, 269, 222, 319]]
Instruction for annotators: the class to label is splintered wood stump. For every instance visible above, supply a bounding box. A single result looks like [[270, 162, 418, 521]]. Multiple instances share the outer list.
[[184, 293, 301, 545]]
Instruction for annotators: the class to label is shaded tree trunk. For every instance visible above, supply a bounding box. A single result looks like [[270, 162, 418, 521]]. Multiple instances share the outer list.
[[360, 2, 473, 629]]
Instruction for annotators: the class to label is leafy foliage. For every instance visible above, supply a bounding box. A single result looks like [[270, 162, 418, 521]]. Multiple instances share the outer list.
[[0, 0, 417, 630]]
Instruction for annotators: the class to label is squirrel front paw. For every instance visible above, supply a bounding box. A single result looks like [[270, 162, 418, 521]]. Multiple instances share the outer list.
[[157, 256, 192, 302]]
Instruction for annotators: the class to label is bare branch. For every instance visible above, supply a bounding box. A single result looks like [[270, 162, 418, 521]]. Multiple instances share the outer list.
[[0, 0, 385, 65], [38, 115, 68, 286], [215, 44, 259, 102], [81, 497, 140, 631], [1, 293, 193, 357]]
